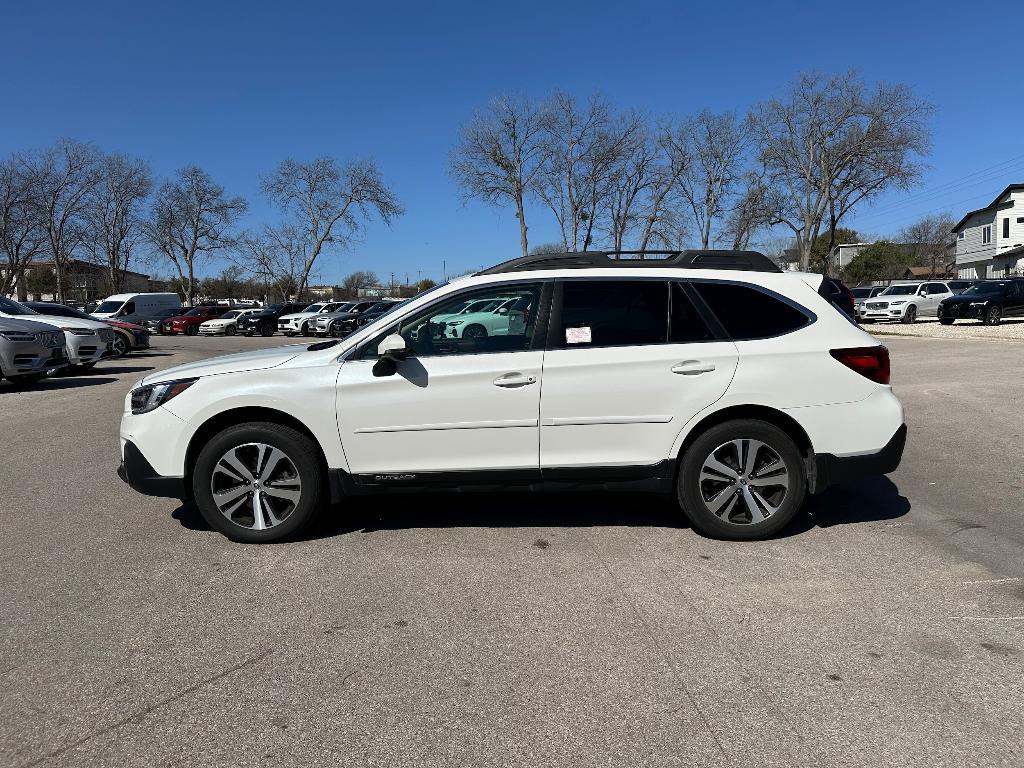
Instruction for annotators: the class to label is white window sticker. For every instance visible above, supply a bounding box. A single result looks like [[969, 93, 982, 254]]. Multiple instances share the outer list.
[[565, 326, 592, 345]]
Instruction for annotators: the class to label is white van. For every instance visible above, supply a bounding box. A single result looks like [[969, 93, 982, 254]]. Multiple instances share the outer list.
[[91, 293, 181, 324]]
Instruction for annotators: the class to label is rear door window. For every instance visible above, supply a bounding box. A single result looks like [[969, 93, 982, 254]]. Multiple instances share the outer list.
[[559, 280, 668, 348], [693, 282, 810, 339]]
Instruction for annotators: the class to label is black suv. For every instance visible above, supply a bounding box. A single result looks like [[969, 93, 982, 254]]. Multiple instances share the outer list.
[[326, 301, 389, 337], [237, 303, 308, 336], [938, 279, 1024, 325]]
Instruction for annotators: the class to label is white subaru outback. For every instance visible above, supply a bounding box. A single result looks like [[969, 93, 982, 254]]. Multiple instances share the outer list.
[[118, 250, 906, 543]]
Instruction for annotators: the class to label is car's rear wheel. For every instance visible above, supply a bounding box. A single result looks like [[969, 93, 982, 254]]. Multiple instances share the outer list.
[[678, 419, 806, 540], [901, 305, 917, 324], [185, 325, 199, 336], [260, 324, 275, 337], [983, 305, 1002, 326], [192, 422, 323, 543]]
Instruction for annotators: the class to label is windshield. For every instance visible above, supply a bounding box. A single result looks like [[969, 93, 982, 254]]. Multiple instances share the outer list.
[[183, 307, 208, 317], [302, 304, 325, 313], [93, 300, 125, 314], [851, 288, 873, 298], [881, 285, 918, 296], [219, 310, 241, 319], [961, 282, 1006, 296], [0, 297, 38, 316]]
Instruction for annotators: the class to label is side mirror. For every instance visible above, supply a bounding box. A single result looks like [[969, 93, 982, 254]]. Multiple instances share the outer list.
[[496, 307, 509, 315], [372, 334, 407, 377]]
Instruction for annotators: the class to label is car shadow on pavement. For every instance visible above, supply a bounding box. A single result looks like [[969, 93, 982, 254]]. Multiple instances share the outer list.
[[0, 376, 121, 392], [61, 364, 154, 376], [170, 475, 911, 541]]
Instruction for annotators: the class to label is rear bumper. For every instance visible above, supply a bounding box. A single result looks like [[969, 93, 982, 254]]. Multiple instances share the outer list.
[[810, 424, 906, 493], [118, 440, 187, 499]]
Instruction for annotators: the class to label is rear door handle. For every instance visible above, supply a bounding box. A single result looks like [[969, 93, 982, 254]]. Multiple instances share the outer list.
[[493, 372, 537, 388], [671, 360, 715, 375]]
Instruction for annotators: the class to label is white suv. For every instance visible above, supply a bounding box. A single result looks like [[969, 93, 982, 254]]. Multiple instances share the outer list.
[[118, 250, 906, 543], [859, 281, 954, 324]]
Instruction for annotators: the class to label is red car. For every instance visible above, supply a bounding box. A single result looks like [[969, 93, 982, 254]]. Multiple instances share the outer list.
[[160, 305, 228, 335]]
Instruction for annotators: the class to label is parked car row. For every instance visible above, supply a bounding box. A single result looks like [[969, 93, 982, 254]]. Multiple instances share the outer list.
[[850, 278, 1023, 325], [0, 297, 123, 385]]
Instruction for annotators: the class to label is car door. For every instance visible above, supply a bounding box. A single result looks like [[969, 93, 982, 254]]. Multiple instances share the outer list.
[[1006, 281, 1024, 316], [336, 281, 549, 478], [924, 282, 951, 316], [539, 279, 738, 473]]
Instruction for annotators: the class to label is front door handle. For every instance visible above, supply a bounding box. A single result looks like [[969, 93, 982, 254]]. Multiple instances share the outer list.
[[493, 372, 537, 388], [671, 360, 715, 375]]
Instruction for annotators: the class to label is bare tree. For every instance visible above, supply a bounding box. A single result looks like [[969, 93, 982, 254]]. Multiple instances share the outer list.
[[450, 94, 547, 257], [605, 119, 658, 252], [534, 91, 636, 251], [0, 158, 46, 299], [720, 172, 776, 250], [147, 165, 247, 305], [19, 139, 102, 301], [636, 120, 691, 251], [750, 71, 932, 271], [900, 213, 957, 277], [262, 157, 403, 299], [233, 225, 308, 302], [339, 270, 379, 299], [677, 111, 748, 249], [86, 152, 152, 293]]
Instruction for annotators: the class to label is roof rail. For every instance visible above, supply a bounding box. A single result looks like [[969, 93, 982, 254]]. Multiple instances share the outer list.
[[477, 249, 782, 275]]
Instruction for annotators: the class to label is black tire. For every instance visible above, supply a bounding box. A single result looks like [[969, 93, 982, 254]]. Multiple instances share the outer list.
[[463, 324, 488, 339], [243, 332, 253, 337], [983, 305, 1002, 326], [300, 322, 311, 337], [939, 318, 954, 325], [192, 422, 323, 544], [260, 324, 275, 337], [678, 419, 806, 541], [111, 332, 130, 357], [901, 305, 917, 324], [225, 325, 237, 336], [185, 324, 199, 336]]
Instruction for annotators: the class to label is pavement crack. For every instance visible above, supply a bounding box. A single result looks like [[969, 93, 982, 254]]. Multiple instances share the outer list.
[[15, 649, 274, 768]]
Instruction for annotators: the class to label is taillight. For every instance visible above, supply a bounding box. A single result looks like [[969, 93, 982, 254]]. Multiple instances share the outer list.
[[830, 346, 890, 385]]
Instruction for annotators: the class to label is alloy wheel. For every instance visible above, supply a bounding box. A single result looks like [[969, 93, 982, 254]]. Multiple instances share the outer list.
[[111, 334, 128, 357], [210, 442, 302, 531], [698, 439, 790, 525]]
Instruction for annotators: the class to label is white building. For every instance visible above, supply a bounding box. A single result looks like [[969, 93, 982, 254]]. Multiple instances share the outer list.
[[826, 242, 871, 271], [952, 184, 1024, 278]]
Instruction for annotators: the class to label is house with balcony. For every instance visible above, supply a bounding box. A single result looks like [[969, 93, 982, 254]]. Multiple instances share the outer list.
[[952, 184, 1024, 278]]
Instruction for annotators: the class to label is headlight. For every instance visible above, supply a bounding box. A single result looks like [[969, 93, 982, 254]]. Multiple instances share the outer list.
[[130, 378, 198, 415], [0, 331, 36, 342], [970, 302, 987, 306], [62, 326, 96, 336], [889, 301, 906, 306], [447, 320, 464, 327]]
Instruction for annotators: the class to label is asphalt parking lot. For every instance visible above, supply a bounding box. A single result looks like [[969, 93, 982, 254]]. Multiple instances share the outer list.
[[2, 334, 1022, 767]]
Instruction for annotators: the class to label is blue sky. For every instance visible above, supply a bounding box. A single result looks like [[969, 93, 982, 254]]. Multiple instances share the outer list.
[[3, 0, 1022, 283]]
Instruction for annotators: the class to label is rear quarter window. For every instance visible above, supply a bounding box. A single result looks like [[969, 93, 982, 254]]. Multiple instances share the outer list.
[[693, 282, 811, 339]]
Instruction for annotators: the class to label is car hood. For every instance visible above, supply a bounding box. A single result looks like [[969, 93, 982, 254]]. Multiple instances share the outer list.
[[943, 294, 995, 304], [280, 312, 317, 321], [142, 345, 305, 384], [165, 314, 207, 323], [318, 311, 359, 322], [8, 313, 109, 331]]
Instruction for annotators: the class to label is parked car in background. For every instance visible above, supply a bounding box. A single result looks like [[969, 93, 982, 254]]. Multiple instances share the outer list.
[[946, 280, 978, 295], [90, 293, 181, 324], [312, 301, 376, 336], [851, 286, 885, 320], [236, 303, 309, 337], [0, 296, 114, 368], [0, 317, 68, 384], [141, 307, 184, 334], [859, 281, 954, 324], [354, 299, 407, 328], [118, 249, 905, 544], [937, 279, 1024, 325], [24, 302, 150, 357], [198, 308, 261, 336], [160, 305, 229, 336], [326, 301, 403, 337], [278, 302, 349, 336]]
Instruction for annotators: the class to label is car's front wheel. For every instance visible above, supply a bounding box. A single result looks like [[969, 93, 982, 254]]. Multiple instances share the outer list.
[[111, 332, 130, 357], [678, 419, 806, 540], [192, 422, 323, 543], [260, 324, 275, 337], [939, 318, 954, 325], [901, 305, 917, 324], [225, 325, 237, 336], [983, 305, 1002, 326], [185, 325, 199, 336]]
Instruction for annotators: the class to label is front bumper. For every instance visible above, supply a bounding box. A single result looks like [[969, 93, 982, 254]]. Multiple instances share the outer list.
[[1, 345, 68, 377], [938, 303, 984, 320], [810, 424, 907, 494], [118, 440, 187, 498], [859, 304, 905, 321], [65, 332, 111, 365]]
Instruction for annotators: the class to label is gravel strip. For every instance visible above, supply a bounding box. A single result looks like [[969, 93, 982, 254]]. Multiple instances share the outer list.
[[866, 317, 1024, 342]]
